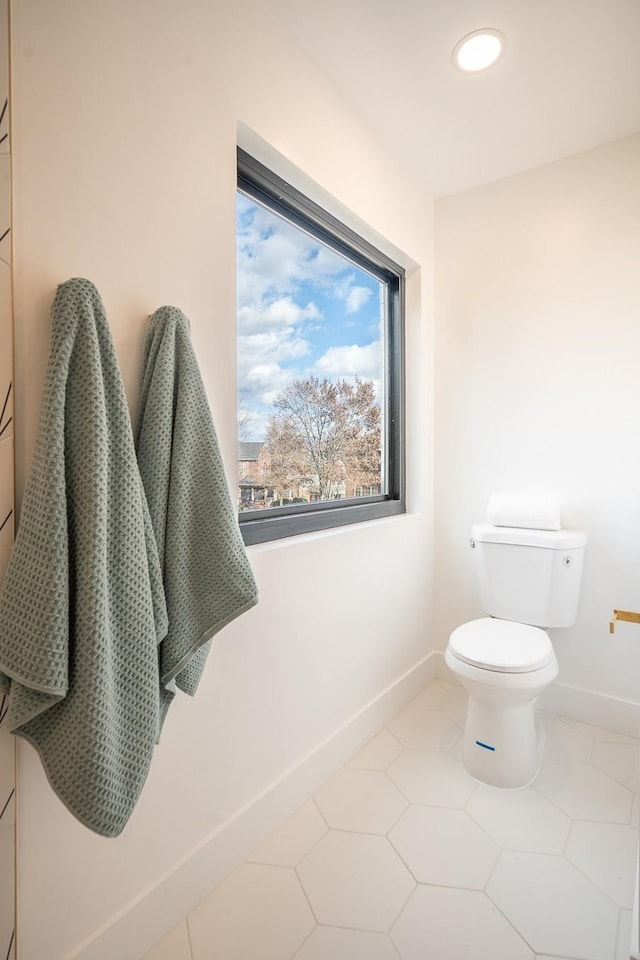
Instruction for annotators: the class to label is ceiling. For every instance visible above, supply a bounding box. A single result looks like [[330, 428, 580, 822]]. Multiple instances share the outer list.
[[266, 0, 640, 197]]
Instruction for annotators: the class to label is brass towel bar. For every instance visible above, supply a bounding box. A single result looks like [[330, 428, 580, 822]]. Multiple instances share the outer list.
[[609, 609, 640, 634]]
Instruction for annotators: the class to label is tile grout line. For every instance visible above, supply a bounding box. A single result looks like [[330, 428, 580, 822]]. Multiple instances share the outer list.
[[530, 758, 635, 826], [613, 904, 633, 960], [284, 864, 317, 960], [184, 913, 195, 960], [481, 865, 540, 957], [562, 842, 636, 913]]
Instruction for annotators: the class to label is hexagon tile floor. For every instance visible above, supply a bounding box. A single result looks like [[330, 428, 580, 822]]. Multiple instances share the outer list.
[[144, 679, 639, 960]]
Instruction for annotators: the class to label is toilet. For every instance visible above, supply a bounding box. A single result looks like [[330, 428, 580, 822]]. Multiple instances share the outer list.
[[445, 522, 586, 788]]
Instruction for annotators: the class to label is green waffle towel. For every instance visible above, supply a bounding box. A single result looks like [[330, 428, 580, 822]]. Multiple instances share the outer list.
[[136, 306, 257, 722], [0, 279, 168, 837]]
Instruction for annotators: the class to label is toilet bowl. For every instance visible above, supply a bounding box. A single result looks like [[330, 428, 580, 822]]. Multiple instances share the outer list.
[[445, 617, 559, 788]]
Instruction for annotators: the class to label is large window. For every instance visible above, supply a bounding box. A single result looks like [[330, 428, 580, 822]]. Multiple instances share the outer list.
[[236, 149, 405, 544]]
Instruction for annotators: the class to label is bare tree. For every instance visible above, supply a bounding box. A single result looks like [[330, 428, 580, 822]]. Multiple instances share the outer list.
[[265, 417, 307, 503], [265, 376, 381, 500]]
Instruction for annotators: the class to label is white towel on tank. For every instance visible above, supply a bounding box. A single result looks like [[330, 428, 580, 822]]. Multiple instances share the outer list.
[[487, 493, 561, 531]]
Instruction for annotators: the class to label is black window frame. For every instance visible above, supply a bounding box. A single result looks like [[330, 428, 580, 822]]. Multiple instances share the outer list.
[[237, 148, 405, 545]]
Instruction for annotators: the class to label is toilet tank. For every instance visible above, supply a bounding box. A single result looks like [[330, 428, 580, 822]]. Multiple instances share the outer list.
[[471, 523, 586, 628]]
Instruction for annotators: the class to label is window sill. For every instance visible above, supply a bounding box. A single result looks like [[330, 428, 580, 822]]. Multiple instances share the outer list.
[[239, 498, 405, 546]]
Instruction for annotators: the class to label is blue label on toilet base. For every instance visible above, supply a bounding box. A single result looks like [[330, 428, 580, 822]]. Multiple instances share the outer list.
[[475, 740, 496, 751]]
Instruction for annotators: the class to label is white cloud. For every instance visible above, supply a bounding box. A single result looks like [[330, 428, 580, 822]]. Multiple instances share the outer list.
[[345, 285, 372, 314], [238, 330, 310, 365], [239, 361, 296, 437], [244, 362, 291, 400], [330, 274, 376, 315], [261, 390, 285, 406], [238, 296, 321, 336], [314, 341, 383, 380], [237, 330, 311, 395], [245, 363, 283, 387], [236, 202, 346, 308]]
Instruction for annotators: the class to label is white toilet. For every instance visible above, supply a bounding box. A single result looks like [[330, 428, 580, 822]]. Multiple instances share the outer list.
[[445, 522, 586, 788]]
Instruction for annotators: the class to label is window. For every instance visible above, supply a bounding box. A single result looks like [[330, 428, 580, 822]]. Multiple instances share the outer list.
[[236, 149, 405, 544]]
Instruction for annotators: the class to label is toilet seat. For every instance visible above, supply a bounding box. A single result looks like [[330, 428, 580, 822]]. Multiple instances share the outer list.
[[448, 617, 554, 674]]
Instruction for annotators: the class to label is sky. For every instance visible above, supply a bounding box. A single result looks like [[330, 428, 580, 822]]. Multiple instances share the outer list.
[[236, 192, 385, 442]]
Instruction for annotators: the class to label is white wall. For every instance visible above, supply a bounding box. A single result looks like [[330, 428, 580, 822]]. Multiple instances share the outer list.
[[435, 133, 640, 713], [9, 1, 434, 958]]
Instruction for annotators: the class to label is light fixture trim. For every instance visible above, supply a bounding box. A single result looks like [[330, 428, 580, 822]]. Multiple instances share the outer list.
[[452, 28, 506, 73]]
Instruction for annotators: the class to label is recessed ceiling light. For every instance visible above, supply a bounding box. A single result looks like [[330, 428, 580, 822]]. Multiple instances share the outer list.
[[452, 28, 505, 73]]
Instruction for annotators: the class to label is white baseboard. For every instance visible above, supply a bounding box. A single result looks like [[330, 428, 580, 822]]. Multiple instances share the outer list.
[[432, 649, 640, 739], [538, 679, 640, 739], [68, 652, 437, 960]]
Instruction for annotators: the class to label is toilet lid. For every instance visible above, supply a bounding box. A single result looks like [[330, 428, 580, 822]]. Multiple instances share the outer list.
[[449, 618, 554, 673]]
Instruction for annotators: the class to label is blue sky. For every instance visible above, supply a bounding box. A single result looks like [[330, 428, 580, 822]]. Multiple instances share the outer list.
[[237, 192, 384, 441]]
